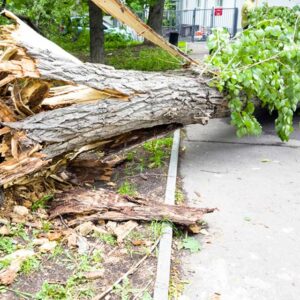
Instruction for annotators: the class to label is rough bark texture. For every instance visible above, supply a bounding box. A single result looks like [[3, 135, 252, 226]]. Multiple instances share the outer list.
[[88, 0, 104, 63], [0, 12, 227, 188], [6, 71, 226, 159], [50, 188, 216, 226], [147, 0, 165, 34]]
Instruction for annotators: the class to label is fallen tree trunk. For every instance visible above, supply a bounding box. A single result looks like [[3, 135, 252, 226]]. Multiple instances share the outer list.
[[50, 188, 216, 226], [0, 11, 227, 188]]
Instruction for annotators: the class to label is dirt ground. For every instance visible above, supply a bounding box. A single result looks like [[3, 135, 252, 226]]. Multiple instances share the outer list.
[[0, 136, 188, 300]]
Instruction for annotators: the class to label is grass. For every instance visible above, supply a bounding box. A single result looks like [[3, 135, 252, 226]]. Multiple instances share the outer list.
[[35, 281, 67, 300], [0, 237, 16, 254], [150, 221, 164, 240], [143, 137, 173, 168], [51, 31, 183, 72], [77, 254, 92, 272], [113, 277, 134, 300], [50, 244, 64, 259], [31, 194, 53, 211], [41, 221, 53, 232], [91, 249, 103, 264], [0, 259, 11, 270], [11, 224, 29, 241], [21, 257, 40, 275], [118, 181, 137, 196], [175, 188, 184, 204], [94, 232, 117, 246], [105, 46, 183, 71]]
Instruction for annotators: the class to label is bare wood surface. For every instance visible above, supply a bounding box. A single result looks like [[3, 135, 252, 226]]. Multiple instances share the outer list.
[[0, 11, 227, 189], [50, 188, 216, 226], [91, 0, 198, 65]]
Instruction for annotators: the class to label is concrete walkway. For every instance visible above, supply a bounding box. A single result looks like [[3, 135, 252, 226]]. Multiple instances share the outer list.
[[180, 116, 300, 300]]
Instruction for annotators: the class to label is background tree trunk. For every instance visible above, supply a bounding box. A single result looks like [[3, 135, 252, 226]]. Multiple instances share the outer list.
[[88, 0, 104, 63], [147, 0, 165, 34]]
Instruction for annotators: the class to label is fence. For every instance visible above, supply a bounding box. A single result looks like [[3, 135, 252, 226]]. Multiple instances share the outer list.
[[137, 7, 239, 42]]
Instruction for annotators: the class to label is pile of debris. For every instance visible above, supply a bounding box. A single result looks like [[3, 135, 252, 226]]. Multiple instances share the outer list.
[[0, 10, 222, 226]]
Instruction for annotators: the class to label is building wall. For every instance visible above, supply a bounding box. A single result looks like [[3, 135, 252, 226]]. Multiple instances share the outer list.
[[177, 0, 299, 31]]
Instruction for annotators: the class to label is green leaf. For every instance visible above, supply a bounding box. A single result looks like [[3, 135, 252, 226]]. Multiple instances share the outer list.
[[181, 237, 201, 253]]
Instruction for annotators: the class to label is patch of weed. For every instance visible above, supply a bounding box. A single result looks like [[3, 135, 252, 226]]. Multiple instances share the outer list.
[[31, 195, 53, 211], [0, 237, 16, 254], [11, 224, 29, 241], [0, 259, 11, 270], [94, 232, 117, 246], [92, 249, 103, 264], [113, 277, 134, 300], [78, 254, 92, 272], [118, 181, 137, 196], [175, 189, 184, 204], [150, 221, 163, 240], [21, 256, 40, 275], [35, 281, 67, 300], [143, 137, 173, 168], [42, 221, 53, 232], [50, 244, 64, 259]]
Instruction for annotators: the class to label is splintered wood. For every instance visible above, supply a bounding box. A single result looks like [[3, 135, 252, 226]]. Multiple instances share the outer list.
[[0, 10, 227, 191], [50, 188, 216, 227], [0, 10, 221, 224]]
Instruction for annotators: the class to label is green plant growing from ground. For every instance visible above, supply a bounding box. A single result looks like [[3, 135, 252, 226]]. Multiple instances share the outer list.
[[20, 256, 40, 275], [41, 221, 53, 233], [150, 221, 164, 240], [94, 232, 117, 246], [175, 188, 185, 204], [35, 281, 67, 300], [113, 277, 135, 300], [207, 4, 300, 142], [0, 237, 16, 254], [143, 137, 173, 168], [31, 194, 53, 211], [118, 181, 137, 196]]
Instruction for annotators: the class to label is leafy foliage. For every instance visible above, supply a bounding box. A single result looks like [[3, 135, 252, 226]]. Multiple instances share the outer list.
[[20, 257, 40, 275], [207, 5, 300, 141], [35, 281, 67, 300], [118, 181, 137, 196], [143, 137, 173, 167], [0, 237, 15, 254]]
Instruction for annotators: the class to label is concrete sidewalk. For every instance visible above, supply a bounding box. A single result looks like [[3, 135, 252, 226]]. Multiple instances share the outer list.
[[180, 116, 300, 300]]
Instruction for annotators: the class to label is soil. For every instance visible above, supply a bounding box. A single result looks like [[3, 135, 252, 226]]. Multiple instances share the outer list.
[[0, 136, 173, 300]]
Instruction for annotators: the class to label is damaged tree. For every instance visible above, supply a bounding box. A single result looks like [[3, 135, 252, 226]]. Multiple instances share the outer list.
[[0, 10, 227, 190], [0, 9, 226, 226]]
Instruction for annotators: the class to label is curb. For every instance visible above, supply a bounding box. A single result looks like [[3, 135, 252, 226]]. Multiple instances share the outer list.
[[153, 129, 180, 300]]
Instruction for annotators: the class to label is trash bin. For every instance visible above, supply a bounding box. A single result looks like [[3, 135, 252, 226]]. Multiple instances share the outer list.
[[169, 32, 179, 46]]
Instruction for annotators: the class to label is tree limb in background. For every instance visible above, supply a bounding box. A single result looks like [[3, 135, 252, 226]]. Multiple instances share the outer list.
[[91, 0, 199, 65]]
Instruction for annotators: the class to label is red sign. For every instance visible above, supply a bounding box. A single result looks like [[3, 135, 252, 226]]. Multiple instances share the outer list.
[[214, 7, 223, 16]]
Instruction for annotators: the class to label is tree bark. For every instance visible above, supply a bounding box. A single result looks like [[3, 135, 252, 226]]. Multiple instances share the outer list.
[[88, 0, 104, 63], [147, 0, 165, 34], [50, 187, 216, 226], [0, 11, 228, 187]]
